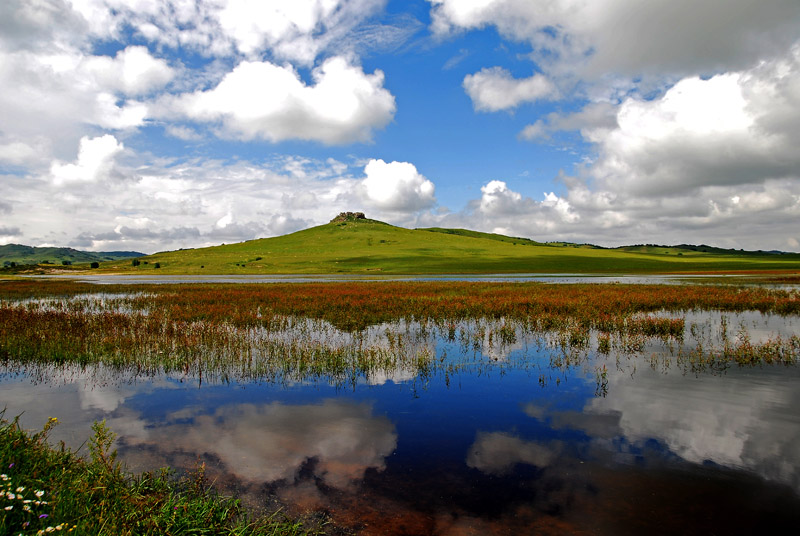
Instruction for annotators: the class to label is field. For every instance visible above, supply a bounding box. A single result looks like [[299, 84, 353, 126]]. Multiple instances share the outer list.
[[71, 219, 800, 275]]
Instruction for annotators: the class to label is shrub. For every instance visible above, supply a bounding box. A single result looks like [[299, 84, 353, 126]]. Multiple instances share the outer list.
[[90, 262, 99, 269]]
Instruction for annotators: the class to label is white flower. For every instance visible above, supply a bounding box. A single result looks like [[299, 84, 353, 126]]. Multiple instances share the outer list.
[[35, 490, 45, 498], [4, 505, 13, 510]]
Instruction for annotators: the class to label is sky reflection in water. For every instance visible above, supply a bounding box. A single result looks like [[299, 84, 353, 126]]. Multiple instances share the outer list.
[[2, 314, 800, 535]]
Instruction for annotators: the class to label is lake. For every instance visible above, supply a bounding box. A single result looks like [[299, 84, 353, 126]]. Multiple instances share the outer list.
[[2, 301, 799, 535]]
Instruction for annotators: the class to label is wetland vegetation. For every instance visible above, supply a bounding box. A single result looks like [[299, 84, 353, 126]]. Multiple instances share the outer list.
[[1, 278, 799, 534], [1, 280, 798, 386]]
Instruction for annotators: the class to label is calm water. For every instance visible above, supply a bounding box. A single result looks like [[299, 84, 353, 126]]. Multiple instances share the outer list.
[[2, 312, 800, 535], [30, 273, 739, 285]]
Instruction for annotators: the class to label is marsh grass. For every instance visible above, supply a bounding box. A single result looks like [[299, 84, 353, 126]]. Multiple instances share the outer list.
[[0, 281, 798, 389], [0, 413, 307, 535]]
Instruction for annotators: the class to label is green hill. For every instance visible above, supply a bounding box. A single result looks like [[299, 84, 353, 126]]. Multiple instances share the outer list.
[[0, 244, 143, 267], [91, 216, 800, 275]]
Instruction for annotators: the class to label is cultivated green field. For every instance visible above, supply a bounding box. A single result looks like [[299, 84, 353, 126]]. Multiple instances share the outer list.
[[91, 218, 800, 275]]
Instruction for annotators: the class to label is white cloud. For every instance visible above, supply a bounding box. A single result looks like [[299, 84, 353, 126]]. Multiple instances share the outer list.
[[360, 159, 436, 212], [542, 191, 578, 223], [429, 0, 800, 79], [591, 47, 800, 196], [463, 67, 557, 112], [475, 180, 576, 225], [0, 140, 41, 166], [50, 134, 124, 186], [65, 0, 389, 65], [82, 45, 174, 95], [426, 44, 800, 251], [519, 102, 618, 141], [479, 180, 521, 214], [9, 152, 438, 253], [215, 0, 389, 63], [164, 56, 395, 144]]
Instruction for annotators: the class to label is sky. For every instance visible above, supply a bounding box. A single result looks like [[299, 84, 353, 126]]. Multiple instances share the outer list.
[[1, 0, 799, 254]]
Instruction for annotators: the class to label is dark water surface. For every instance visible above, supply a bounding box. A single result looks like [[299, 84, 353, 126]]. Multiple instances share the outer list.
[[2, 313, 800, 535]]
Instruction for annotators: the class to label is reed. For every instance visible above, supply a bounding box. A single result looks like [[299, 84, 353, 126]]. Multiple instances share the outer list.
[[0, 281, 797, 388]]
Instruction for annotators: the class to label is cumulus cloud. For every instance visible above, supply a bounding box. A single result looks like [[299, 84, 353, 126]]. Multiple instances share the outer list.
[[0, 47, 145, 153], [429, 0, 800, 79], [519, 102, 618, 141], [360, 159, 436, 212], [590, 68, 800, 196], [50, 134, 124, 186], [0, 140, 42, 166], [81, 45, 175, 95], [463, 67, 557, 112], [465, 180, 577, 231], [9, 152, 437, 253], [163, 56, 395, 144], [428, 43, 800, 251]]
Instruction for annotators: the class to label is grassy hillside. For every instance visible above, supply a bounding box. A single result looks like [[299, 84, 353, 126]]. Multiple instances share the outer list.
[[92, 218, 800, 275], [0, 244, 143, 266]]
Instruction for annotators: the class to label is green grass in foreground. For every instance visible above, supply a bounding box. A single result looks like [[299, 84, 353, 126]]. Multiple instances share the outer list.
[[0, 414, 308, 536], [91, 219, 800, 275]]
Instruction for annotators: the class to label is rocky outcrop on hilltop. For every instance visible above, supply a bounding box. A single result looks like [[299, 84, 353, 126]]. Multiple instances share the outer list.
[[330, 212, 366, 223]]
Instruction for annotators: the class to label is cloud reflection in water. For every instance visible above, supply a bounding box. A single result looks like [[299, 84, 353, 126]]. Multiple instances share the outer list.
[[126, 399, 398, 490]]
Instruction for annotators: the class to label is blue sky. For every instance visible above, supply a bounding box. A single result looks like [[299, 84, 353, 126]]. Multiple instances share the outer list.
[[1, 0, 800, 253]]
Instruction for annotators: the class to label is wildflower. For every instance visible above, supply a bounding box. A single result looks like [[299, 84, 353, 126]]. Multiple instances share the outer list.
[[35, 490, 45, 498], [15, 486, 24, 492], [39, 514, 48, 519], [6, 492, 15, 499], [4, 505, 13, 510]]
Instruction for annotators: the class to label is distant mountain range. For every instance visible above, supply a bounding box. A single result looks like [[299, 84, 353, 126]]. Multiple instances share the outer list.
[[0, 244, 143, 266]]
